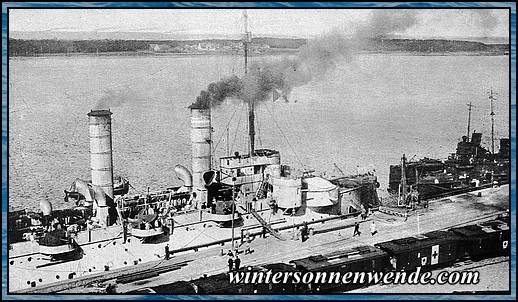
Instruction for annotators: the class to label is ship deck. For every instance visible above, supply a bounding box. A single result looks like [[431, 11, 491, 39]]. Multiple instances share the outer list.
[[9, 185, 509, 294]]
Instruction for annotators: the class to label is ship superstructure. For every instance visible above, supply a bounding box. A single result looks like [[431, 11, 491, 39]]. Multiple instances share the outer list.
[[388, 90, 510, 204], [8, 11, 381, 293]]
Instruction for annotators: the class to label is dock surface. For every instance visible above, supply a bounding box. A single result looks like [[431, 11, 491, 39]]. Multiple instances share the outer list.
[[12, 185, 509, 294]]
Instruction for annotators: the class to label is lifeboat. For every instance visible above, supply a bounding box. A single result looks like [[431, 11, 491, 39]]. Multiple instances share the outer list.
[[130, 212, 164, 239], [38, 228, 78, 257], [209, 212, 240, 222], [113, 176, 130, 196], [207, 200, 241, 223], [40, 243, 77, 256], [131, 227, 164, 238]]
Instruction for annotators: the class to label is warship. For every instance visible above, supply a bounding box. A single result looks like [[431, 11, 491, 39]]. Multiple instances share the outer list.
[[387, 91, 510, 205], [8, 11, 380, 292]]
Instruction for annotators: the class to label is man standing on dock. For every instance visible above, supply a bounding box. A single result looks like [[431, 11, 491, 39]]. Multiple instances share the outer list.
[[165, 244, 170, 260], [353, 222, 361, 237], [228, 257, 234, 272], [370, 221, 378, 236], [301, 221, 309, 242]]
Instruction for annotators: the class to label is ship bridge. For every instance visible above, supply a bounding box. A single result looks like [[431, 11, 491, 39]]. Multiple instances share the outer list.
[[219, 148, 282, 199]]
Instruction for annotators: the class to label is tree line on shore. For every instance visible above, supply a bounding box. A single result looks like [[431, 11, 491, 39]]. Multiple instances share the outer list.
[[8, 37, 508, 56]]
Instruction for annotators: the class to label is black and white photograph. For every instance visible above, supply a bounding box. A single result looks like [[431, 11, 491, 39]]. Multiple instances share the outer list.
[[6, 6, 511, 296]]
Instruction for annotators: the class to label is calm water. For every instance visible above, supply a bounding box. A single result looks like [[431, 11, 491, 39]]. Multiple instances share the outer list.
[[8, 53, 509, 211]]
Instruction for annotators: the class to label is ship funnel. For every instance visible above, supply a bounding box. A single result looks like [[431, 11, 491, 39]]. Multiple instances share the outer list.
[[191, 108, 212, 205], [88, 109, 114, 226], [88, 109, 114, 198], [175, 165, 193, 188]]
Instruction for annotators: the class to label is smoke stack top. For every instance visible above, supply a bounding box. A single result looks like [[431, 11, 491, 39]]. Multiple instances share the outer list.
[[88, 109, 113, 117]]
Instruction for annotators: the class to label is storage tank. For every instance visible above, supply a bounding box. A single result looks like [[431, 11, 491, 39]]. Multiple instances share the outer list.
[[271, 178, 302, 209]]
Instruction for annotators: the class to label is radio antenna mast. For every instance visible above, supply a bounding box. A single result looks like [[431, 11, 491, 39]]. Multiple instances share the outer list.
[[488, 88, 498, 154], [466, 102, 476, 141], [243, 10, 255, 155]]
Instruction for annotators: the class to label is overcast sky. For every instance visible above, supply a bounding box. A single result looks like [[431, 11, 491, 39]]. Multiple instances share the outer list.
[[9, 9, 509, 39]]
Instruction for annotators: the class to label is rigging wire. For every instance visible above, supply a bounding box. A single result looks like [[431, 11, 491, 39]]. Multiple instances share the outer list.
[[229, 14, 243, 76], [10, 136, 52, 203], [262, 101, 307, 172], [9, 82, 29, 109], [213, 101, 244, 153], [230, 101, 246, 153], [103, 61, 179, 90], [285, 102, 311, 167], [242, 99, 251, 154], [256, 101, 264, 150]]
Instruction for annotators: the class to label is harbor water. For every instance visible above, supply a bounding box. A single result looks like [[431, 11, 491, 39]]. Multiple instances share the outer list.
[[8, 53, 509, 211]]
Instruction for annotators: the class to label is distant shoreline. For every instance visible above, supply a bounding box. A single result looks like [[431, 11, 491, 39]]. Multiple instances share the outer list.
[[8, 50, 508, 58]]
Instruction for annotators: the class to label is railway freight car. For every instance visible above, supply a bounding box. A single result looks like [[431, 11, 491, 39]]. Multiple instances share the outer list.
[[290, 245, 390, 293], [127, 263, 298, 294], [449, 219, 510, 260], [375, 230, 462, 271], [190, 263, 298, 294]]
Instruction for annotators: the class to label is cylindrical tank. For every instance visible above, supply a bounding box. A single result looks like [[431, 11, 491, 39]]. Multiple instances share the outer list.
[[191, 108, 212, 205], [88, 110, 114, 199], [272, 178, 302, 209], [263, 151, 281, 178]]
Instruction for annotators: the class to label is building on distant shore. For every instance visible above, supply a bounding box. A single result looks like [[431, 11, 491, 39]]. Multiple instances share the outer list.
[[149, 44, 172, 52], [197, 42, 219, 51]]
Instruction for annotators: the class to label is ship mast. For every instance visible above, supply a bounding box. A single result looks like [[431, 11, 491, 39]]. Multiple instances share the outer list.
[[488, 88, 497, 154], [466, 102, 475, 141], [243, 10, 255, 155], [399, 154, 407, 207]]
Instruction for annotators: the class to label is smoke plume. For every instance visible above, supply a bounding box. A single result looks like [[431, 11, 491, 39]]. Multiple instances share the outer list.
[[94, 86, 143, 110], [191, 10, 421, 109], [471, 10, 500, 31]]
